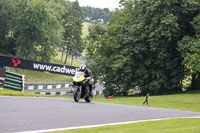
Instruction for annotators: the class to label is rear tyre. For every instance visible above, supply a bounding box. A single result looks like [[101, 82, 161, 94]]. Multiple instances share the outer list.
[[73, 87, 80, 102], [85, 95, 92, 102]]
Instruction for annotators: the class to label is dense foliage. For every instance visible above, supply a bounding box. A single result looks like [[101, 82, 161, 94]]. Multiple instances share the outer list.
[[178, 12, 200, 90], [82, 6, 110, 23], [86, 0, 200, 96], [0, 0, 83, 63]]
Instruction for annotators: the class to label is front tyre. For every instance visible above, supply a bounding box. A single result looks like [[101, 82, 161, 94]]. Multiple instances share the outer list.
[[73, 87, 80, 102]]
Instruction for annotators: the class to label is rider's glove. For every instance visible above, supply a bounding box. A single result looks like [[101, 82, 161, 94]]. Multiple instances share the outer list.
[[87, 77, 91, 80]]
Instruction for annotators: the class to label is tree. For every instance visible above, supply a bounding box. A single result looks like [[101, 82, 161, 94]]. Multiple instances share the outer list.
[[129, 0, 184, 94], [0, 0, 16, 54], [12, 0, 64, 62], [86, 7, 133, 96], [82, 6, 110, 23], [62, 0, 83, 65], [178, 13, 200, 90], [86, 0, 200, 96], [0, 0, 84, 64], [101, 0, 184, 95], [0, 0, 66, 62], [85, 23, 106, 85]]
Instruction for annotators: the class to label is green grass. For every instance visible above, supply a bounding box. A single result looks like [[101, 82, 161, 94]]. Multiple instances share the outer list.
[[0, 89, 54, 97], [51, 51, 82, 67], [8, 67, 72, 82], [93, 91, 200, 112], [81, 22, 91, 39], [81, 22, 91, 55], [0, 89, 73, 99], [49, 118, 200, 133]]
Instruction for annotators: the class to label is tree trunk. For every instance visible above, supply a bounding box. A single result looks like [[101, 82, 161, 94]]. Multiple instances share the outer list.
[[191, 73, 200, 90], [71, 55, 74, 66], [64, 48, 69, 64], [16, 43, 23, 57], [61, 52, 64, 62], [64, 53, 68, 64]]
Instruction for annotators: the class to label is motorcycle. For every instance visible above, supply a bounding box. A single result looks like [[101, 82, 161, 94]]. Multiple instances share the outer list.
[[72, 71, 92, 102]]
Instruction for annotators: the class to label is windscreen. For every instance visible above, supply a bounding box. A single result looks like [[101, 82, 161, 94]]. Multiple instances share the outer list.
[[75, 71, 84, 78]]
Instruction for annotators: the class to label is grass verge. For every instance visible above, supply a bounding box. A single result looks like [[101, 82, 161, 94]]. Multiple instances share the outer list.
[[49, 118, 200, 133], [0, 89, 68, 98], [8, 67, 72, 82], [51, 51, 82, 67], [93, 90, 200, 112], [81, 22, 91, 39]]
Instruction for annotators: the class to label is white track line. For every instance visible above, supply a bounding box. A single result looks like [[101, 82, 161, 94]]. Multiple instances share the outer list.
[[16, 117, 200, 133]]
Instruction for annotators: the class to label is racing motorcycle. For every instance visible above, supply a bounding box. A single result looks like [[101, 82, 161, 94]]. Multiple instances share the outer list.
[[72, 71, 92, 102]]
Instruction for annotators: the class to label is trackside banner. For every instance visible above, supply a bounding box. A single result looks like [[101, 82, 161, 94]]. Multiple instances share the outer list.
[[0, 56, 79, 76]]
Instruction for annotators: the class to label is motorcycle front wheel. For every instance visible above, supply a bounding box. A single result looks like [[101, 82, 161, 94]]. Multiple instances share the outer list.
[[73, 87, 81, 102]]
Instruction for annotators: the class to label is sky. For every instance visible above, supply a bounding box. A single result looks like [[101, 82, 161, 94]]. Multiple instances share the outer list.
[[69, 0, 121, 10]]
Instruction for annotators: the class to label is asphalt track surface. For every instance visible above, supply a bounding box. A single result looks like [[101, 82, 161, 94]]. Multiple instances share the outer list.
[[0, 96, 200, 133]]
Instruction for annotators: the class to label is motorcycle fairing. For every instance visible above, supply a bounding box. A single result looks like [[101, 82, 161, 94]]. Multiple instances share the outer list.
[[72, 71, 85, 82]]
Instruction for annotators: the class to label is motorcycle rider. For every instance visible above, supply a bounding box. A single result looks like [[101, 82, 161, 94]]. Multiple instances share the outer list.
[[79, 64, 93, 96]]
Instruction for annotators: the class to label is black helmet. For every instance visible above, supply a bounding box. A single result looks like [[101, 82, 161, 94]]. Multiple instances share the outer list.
[[79, 64, 87, 72]]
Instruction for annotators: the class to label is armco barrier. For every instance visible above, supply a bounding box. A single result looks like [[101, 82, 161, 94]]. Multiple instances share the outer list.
[[24, 82, 72, 90], [24, 82, 103, 96], [3, 71, 25, 91], [23, 82, 73, 96], [29, 89, 103, 96], [29, 90, 72, 96]]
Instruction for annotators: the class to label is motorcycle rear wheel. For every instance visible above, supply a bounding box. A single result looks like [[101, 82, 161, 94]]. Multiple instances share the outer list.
[[85, 95, 92, 102], [73, 87, 81, 102]]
